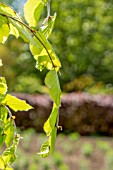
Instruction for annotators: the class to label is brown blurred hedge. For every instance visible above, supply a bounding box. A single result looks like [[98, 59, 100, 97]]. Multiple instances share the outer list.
[[12, 93, 113, 135]]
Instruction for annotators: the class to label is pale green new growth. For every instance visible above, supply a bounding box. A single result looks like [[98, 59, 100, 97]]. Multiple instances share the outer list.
[[24, 0, 48, 27]]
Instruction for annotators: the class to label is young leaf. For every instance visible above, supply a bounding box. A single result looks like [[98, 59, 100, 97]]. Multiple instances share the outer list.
[[45, 70, 61, 106], [0, 2, 17, 16], [0, 134, 6, 148], [24, 0, 48, 27], [0, 77, 7, 95], [0, 156, 5, 169], [0, 106, 8, 122], [9, 22, 19, 38], [2, 94, 33, 112], [44, 103, 58, 135], [0, 2, 19, 41], [3, 134, 21, 164], [0, 22, 10, 43], [0, 94, 5, 103], [4, 118, 14, 147], [38, 140, 50, 158], [30, 31, 61, 71], [39, 126, 57, 157], [40, 13, 56, 39]]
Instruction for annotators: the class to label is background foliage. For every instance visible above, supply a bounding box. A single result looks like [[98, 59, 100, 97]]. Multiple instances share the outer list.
[[1, 0, 113, 94]]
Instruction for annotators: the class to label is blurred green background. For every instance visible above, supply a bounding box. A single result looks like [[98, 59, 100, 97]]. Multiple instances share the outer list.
[[1, 0, 113, 94]]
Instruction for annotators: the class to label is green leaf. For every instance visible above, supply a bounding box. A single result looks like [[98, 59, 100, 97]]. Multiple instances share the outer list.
[[0, 2, 18, 42], [44, 103, 58, 135], [45, 70, 61, 106], [0, 134, 6, 148], [3, 134, 21, 164], [24, 0, 48, 27], [9, 22, 19, 38], [0, 77, 7, 95], [2, 94, 33, 112], [49, 127, 57, 154], [0, 107, 8, 122], [0, 156, 5, 169], [0, 94, 6, 103], [30, 32, 61, 71], [0, 22, 10, 43], [0, 83, 7, 95], [3, 154, 16, 165], [4, 118, 14, 147], [0, 119, 4, 128], [0, 3, 37, 44], [38, 140, 50, 158], [39, 127, 57, 157], [9, 18, 37, 45], [0, 59, 3, 66], [0, 2, 17, 16], [5, 166, 13, 170], [40, 13, 56, 39]]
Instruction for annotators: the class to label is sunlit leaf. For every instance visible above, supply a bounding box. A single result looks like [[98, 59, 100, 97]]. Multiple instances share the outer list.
[[3, 134, 21, 164], [0, 94, 5, 103], [44, 103, 58, 135], [0, 2, 18, 42], [0, 106, 8, 122], [0, 77, 7, 95], [30, 31, 61, 71], [4, 118, 14, 147], [0, 156, 5, 169], [0, 2, 17, 16], [45, 70, 61, 106], [9, 23, 19, 38], [2, 94, 33, 112], [0, 22, 10, 43], [24, 0, 48, 27], [0, 83, 7, 95]]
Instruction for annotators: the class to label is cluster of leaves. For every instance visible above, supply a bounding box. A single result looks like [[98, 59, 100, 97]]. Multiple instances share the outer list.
[[0, 0, 62, 168], [0, 75, 32, 169]]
